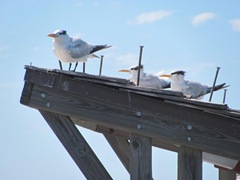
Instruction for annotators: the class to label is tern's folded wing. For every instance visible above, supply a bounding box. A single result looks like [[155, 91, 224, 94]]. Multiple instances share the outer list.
[[66, 38, 93, 58]]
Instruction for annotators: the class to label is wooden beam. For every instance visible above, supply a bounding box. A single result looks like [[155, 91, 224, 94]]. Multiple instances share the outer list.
[[104, 135, 130, 173], [97, 125, 179, 152], [178, 146, 202, 180], [39, 110, 112, 180], [219, 169, 236, 180], [130, 133, 152, 180], [21, 83, 240, 160]]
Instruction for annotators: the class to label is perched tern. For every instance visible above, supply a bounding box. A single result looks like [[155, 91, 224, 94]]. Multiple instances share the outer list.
[[47, 29, 111, 71], [118, 65, 170, 89], [160, 70, 227, 99]]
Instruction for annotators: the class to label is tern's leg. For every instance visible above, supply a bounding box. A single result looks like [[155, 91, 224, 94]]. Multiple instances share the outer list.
[[58, 60, 63, 70], [73, 62, 78, 72], [68, 63, 72, 71]]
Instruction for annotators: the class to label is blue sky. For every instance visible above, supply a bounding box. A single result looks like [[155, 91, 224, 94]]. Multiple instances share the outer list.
[[1, 0, 240, 179]]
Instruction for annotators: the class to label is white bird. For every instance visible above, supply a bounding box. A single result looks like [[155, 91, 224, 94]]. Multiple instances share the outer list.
[[118, 65, 170, 89], [47, 29, 111, 71], [160, 70, 227, 99]]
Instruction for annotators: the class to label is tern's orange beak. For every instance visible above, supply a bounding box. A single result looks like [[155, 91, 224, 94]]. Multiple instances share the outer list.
[[118, 69, 131, 73], [47, 33, 57, 38], [159, 74, 171, 78]]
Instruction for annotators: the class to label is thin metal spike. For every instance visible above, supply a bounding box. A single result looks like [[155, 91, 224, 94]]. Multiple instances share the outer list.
[[99, 55, 104, 76], [58, 60, 63, 70], [209, 67, 221, 102], [223, 89, 227, 104], [137, 46, 144, 86]]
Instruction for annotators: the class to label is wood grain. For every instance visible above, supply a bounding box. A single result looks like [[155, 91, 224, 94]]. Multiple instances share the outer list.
[[39, 110, 112, 180], [23, 83, 240, 160], [178, 146, 202, 180], [130, 133, 152, 180]]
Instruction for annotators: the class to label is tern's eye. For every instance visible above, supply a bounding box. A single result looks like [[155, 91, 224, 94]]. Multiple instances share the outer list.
[[59, 30, 66, 35]]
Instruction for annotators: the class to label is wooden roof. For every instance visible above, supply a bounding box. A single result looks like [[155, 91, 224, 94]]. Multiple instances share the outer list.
[[20, 65, 240, 179], [21, 65, 240, 157]]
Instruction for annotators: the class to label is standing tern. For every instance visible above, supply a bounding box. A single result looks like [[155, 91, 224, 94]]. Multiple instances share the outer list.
[[47, 29, 111, 71], [160, 70, 228, 99], [118, 65, 170, 89]]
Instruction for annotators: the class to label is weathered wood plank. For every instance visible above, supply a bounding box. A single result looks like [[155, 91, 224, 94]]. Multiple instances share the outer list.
[[20, 82, 33, 105], [21, 83, 240, 160], [219, 169, 236, 180], [97, 126, 179, 152], [104, 135, 130, 173], [24, 66, 234, 110], [178, 146, 202, 180], [39, 110, 112, 180], [130, 133, 152, 180]]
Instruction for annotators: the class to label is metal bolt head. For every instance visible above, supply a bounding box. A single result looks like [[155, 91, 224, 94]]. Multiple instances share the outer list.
[[187, 125, 192, 131], [136, 111, 141, 117], [137, 124, 142, 129], [187, 136, 192, 142], [40, 93, 46, 98]]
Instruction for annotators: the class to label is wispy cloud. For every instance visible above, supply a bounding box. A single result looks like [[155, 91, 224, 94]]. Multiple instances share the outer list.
[[115, 53, 138, 67], [129, 10, 173, 25], [192, 12, 216, 26], [229, 19, 240, 32]]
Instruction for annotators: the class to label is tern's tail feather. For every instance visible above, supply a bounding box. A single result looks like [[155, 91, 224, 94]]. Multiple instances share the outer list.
[[90, 45, 112, 54], [212, 83, 229, 92]]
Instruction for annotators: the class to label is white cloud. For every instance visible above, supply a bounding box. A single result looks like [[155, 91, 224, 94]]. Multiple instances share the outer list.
[[115, 53, 138, 67], [192, 12, 216, 26], [129, 10, 173, 25], [230, 19, 240, 32]]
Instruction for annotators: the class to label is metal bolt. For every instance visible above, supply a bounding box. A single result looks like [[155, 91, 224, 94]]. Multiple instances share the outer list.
[[187, 125, 192, 131], [136, 111, 142, 117], [187, 136, 192, 142], [137, 124, 142, 129], [46, 102, 51, 108], [40, 93, 46, 98]]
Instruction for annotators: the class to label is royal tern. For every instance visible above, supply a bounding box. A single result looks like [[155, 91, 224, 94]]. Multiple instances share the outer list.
[[118, 65, 170, 89], [47, 29, 111, 71], [160, 70, 227, 99]]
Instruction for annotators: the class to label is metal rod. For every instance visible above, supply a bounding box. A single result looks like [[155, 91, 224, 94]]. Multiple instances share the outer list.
[[99, 55, 104, 76], [209, 67, 221, 102], [223, 89, 227, 104], [137, 46, 144, 86], [83, 62, 86, 73]]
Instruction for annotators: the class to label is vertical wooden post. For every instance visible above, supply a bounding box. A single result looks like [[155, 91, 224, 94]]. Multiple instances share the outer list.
[[219, 169, 236, 180], [130, 133, 152, 180], [39, 110, 112, 180], [178, 146, 202, 180]]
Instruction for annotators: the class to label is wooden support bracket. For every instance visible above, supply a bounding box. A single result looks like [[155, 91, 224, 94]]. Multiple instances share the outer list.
[[39, 110, 112, 180], [104, 135, 130, 173]]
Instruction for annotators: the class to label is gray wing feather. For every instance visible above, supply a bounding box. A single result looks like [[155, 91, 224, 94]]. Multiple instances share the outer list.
[[185, 81, 210, 97], [66, 38, 93, 58]]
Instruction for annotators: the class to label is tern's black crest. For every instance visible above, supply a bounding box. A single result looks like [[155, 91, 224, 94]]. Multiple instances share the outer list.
[[130, 65, 144, 71], [90, 45, 111, 54], [171, 70, 186, 76], [58, 30, 67, 35]]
